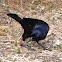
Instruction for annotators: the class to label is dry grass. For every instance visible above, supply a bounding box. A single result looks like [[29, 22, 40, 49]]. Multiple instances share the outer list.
[[0, 0, 62, 62]]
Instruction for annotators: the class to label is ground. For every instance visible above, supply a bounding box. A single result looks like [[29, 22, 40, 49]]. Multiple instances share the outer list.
[[0, 0, 62, 62]]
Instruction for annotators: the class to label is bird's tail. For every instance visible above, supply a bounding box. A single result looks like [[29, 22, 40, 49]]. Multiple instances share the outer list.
[[7, 13, 23, 23]]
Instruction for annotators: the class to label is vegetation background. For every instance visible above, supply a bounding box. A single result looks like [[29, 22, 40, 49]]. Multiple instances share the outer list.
[[0, 0, 62, 62]]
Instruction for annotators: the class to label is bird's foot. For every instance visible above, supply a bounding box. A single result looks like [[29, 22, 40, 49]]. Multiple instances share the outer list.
[[46, 48, 52, 51], [43, 48, 52, 51], [29, 48, 36, 51], [26, 45, 36, 51], [24, 41, 36, 51]]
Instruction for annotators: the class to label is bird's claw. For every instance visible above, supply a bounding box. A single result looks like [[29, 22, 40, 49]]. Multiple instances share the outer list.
[[44, 48, 52, 51], [30, 48, 36, 51]]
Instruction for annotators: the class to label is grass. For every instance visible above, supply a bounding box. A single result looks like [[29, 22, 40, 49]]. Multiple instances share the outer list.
[[43, 60, 46, 62], [1, 29, 6, 35], [15, 47, 21, 53], [52, 17, 55, 22], [3, 6, 10, 11], [27, 6, 33, 12], [14, 41, 21, 53], [54, 6, 58, 11], [50, 4, 58, 10], [14, 40, 23, 53], [27, 4, 36, 11], [39, 4, 42, 8], [13, 58, 17, 62], [61, 17, 62, 19], [27, 3, 42, 11], [56, 10, 61, 14], [20, 40, 23, 43], [53, 6, 61, 14], [50, 4, 54, 9], [3, 0, 5, 6], [14, 41, 18, 46], [39, 2, 42, 8]]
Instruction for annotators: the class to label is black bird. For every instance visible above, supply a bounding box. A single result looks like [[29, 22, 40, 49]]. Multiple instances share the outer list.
[[7, 13, 50, 51]]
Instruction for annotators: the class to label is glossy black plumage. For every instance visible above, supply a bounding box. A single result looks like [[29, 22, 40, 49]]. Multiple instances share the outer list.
[[7, 13, 49, 51]]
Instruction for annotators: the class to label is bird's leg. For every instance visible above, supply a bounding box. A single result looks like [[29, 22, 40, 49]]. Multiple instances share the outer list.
[[36, 41, 52, 51], [22, 33, 35, 51], [24, 41, 36, 51], [36, 41, 46, 50]]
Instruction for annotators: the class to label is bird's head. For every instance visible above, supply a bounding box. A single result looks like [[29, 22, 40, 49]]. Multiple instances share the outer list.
[[31, 30, 42, 39]]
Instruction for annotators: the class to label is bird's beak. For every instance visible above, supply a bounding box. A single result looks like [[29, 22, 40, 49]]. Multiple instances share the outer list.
[[27, 37, 33, 43]]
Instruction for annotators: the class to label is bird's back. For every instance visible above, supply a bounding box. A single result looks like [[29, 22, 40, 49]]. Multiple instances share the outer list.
[[22, 18, 49, 33]]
